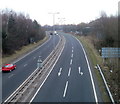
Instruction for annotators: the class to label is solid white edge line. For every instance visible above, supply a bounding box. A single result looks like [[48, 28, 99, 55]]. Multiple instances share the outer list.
[[73, 36, 98, 103], [30, 36, 66, 102], [63, 81, 68, 98]]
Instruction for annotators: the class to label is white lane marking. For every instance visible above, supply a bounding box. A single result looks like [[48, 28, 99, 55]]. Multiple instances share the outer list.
[[12, 35, 51, 64], [71, 53, 73, 58], [63, 81, 68, 98], [8, 74, 14, 78], [30, 36, 66, 102], [70, 59, 73, 65], [72, 46, 74, 49], [33, 57, 36, 60], [74, 36, 98, 103], [78, 67, 81, 74], [58, 68, 62, 76], [72, 49, 73, 53], [68, 67, 71, 77], [79, 67, 83, 75], [24, 64, 27, 67]]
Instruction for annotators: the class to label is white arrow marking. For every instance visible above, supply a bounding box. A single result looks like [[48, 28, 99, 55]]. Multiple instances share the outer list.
[[58, 68, 62, 76], [79, 67, 83, 75]]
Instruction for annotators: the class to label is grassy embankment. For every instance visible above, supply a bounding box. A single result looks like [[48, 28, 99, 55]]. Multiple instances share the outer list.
[[2, 36, 49, 65], [75, 35, 111, 102]]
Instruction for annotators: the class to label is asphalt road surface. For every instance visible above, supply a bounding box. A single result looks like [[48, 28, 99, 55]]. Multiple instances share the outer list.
[[2, 34, 60, 101], [32, 32, 101, 103]]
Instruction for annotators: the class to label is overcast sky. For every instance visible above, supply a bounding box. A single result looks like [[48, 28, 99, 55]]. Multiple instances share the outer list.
[[0, 0, 119, 26]]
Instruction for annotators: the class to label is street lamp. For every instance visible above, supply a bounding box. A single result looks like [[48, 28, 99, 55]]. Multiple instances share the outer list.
[[48, 12, 60, 33], [48, 12, 60, 50]]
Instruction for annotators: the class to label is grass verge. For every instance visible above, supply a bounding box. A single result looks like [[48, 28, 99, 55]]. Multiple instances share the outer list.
[[2, 36, 49, 65], [75, 35, 111, 102]]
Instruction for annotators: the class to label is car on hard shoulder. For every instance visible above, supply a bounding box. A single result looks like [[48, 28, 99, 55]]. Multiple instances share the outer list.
[[2, 64, 16, 72]]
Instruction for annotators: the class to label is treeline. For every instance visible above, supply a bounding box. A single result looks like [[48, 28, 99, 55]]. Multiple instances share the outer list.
[[45, 12, 118, 49], [1, 9, 45, 55]]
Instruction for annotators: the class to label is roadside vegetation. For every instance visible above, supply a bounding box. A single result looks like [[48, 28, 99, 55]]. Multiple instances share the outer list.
[[73, 12, 119, 103], [1, 9, 47, 65], [44, 11, 120, 103], [1, 9, 46, 56]]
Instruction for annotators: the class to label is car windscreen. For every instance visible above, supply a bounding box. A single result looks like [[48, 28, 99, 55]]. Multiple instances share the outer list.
[[4, 64, 13, 68]]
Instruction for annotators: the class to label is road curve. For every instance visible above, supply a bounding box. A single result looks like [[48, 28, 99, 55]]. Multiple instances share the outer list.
[[32, 32, 101, 102], [2, 34, 60, 101]]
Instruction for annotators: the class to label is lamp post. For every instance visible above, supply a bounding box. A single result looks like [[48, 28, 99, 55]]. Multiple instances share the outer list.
[[48, 12, 59, 50], [48, 12, 59, 33]]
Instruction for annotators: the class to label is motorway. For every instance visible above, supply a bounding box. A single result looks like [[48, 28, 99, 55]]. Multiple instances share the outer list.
[[31, 32, 101, 102], [2, 34, 60, 101], [2, 32, 102, 103]]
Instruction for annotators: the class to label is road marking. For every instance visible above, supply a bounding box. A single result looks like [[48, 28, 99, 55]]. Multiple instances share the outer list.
[[72, 49, 73, 53], [12, 35, 51, 64], [58, 68, 62, 76], [8, 74, 14, 78], [78, 67, 83, 75], [68, 67, 71, 77], [63, 81, 68, 98], [78, 67, 81, 74], [24, 64, 27, 67], [72, 46, 74, 49], [74, 36, 98, 103], [30, 36, 66, 102], [70, 59, 73, 65], [33, 57, 36, 60], [71, 53, 73, 58]]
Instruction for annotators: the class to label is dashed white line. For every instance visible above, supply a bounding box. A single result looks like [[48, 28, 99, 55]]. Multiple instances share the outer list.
[[70, 59, 73, 65], [72, 46, 74, 49], [24, 64, 27, 67], [58, 68, 62, 76], [8, 74, 14, 78], [72, 50, 73, 53], [63, 81, 68, 98], [71, 53, 73, 58], [68, 67, 71, 77]]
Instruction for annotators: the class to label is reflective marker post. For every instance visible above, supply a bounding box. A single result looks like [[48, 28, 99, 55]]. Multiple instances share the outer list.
[[37, 56, 42, 69]]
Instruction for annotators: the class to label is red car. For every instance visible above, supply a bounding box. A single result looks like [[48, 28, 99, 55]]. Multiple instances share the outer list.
[[2, 64, 16, 72]]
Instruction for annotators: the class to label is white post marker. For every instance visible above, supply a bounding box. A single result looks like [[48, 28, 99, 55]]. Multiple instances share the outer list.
[[58, 68, 62, 76]]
